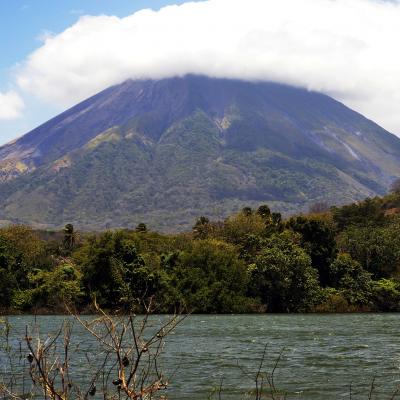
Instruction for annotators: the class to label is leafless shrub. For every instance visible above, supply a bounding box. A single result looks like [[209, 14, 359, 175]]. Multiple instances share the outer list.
[[208, 346, 288, 400], [0, 299, 186, 400]]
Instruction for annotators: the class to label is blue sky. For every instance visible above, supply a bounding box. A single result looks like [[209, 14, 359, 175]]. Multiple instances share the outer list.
[[0, 0, 194, 145]]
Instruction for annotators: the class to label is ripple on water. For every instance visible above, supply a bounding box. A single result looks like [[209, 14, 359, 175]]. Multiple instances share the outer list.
[[1, 313, 400, 399]]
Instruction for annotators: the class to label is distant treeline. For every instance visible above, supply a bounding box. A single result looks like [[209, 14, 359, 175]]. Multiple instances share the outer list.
[[2, 190, 400, 314]]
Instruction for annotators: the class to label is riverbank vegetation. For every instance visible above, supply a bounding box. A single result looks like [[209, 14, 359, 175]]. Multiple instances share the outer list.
[[2, 190, 400, 314]]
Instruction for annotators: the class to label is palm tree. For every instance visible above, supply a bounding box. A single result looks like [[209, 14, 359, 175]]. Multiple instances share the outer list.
[[63, 223, 76, 250]]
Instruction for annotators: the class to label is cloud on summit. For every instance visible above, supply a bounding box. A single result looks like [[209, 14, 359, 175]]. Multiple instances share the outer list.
[[15, 0, 400, 134]]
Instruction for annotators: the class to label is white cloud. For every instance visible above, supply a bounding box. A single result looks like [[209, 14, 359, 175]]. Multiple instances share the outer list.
[[36, 29, 55, 43], [15, 0, 400, 134], [0, 91, 25, 120]]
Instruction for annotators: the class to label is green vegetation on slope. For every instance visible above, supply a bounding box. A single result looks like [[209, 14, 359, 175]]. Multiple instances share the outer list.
[[0, 111, 382, 231]]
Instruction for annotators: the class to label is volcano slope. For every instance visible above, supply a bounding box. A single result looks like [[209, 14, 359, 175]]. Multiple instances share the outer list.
[[0, 75, 399, 231]]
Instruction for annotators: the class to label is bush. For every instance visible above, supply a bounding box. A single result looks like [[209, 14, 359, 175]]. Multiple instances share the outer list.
[[371, 279, 400, 311], [314, 288, 351, 313]]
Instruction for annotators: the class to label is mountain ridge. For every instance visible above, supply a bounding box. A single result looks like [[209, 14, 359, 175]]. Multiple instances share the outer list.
[[0, 75, 399, 231]]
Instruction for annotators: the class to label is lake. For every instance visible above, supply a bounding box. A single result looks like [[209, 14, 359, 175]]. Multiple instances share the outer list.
[[1, 314, 400, 399]]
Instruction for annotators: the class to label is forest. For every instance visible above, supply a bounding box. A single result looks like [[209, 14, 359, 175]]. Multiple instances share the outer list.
[[2, 188, 400, 314]]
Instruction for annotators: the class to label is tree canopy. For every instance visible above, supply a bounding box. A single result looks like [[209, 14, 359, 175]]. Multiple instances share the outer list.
[[2, 191, 400, 313]]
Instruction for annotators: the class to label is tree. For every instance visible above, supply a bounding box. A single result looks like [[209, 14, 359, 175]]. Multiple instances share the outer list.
[[0, 237, 17, 308], [328, 253, 372, 305], [75, 231, 161, 308], [74, 231, 120, 306], [135, 223, 148, 233], [257, 204, 271, 219], [238, 234, 263, 263], [271, 212, 282, 225], [222, 212, 265, 245], [0, 226, 48, 308], [267, 212, 284, 233], [12, 263, 83, 311], [332, 197, 386, 231], [249, 231, 320, 312], [192, 216, 210, 239], [242, 207, 253, 216], [63, 223, 76, 250], [287, 216, 337, 286], [116, 240, 160, 305], [0, 225, 47, 270], [337, 224, 400, 278], [169, 240, 252, 313]]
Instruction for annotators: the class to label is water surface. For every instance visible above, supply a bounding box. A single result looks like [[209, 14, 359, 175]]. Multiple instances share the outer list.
[[1, 314, 399, 399]]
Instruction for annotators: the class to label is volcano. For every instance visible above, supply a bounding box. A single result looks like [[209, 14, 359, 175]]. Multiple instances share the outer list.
[[0, 75, 399, 231]]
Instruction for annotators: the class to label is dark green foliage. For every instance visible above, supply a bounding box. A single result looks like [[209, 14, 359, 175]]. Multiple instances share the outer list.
[[248, 231, 321, 312], [287, 216, 337, 286], [0, 226, 49, 308], [192, 216, 210, 239], [62, 223, 76, 256], [242, 207, 253, 216], [371, 279, 400, 311], [74, 232, 122, 307], [75, 231, 156, 308], [167, 240, 252, 313], [337, 224, 400, 278], [265, 212, 284, 236], [271, 213, 282, 225], [332, 197, 386, 231], [0, 238, 17, 307], [63, 223, 75, 247], [160, 252, 180, 270], [13, 263, 83, 311], [257, 204, 271, 219], [238, 234, 264, 263], [135, 223, 148, 233], [327, 253, 372, 305]]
